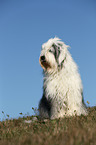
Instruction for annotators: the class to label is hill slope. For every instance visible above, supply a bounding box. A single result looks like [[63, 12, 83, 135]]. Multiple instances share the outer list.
[[0, 107, 96, 145]]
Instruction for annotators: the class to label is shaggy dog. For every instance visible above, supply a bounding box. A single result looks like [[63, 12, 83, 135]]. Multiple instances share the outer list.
[[39, 37, 87, 119]]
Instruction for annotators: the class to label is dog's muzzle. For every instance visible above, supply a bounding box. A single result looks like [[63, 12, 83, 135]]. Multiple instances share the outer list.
[[39, 55, 51, 70]]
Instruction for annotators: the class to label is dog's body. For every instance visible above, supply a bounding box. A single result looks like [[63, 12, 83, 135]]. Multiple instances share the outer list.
[[39, 37, 87, 119]]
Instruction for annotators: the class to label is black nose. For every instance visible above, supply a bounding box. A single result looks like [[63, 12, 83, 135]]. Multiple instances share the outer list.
[[41, 56, 45, 61]]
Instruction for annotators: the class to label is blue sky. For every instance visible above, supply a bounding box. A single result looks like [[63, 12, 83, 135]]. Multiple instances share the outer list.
[[0, 0, 96, 120]]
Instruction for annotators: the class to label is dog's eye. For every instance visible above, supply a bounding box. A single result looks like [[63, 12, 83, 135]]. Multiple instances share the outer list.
[[49, 47, 55, 53], [49, 49, 53, 53]]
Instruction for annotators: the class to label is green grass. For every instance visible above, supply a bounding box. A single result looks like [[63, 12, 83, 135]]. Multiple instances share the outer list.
[[0, 107, 96, 145]]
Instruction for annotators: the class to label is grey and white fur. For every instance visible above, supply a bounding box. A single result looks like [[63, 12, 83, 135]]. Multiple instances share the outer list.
[[39, 37, 87, 119]]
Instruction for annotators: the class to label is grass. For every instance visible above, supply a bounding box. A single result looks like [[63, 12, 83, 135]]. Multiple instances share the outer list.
[[0, 107, 96, 145]]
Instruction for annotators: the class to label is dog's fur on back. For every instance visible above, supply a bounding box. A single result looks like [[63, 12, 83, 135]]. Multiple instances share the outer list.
[[39, 37, 87, 119]]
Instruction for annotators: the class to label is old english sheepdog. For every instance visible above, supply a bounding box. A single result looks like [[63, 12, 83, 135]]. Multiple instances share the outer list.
[[39, 37, 87, 119]]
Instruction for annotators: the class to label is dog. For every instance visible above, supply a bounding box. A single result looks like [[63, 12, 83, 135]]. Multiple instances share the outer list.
[[39, 37, 87, 119]]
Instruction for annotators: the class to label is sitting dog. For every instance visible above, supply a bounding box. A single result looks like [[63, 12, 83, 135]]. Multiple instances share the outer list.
[[39, 37, 87, 119]]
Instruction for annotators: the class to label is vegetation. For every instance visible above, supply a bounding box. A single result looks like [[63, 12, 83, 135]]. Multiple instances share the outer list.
[[0, 107, 96, 145]]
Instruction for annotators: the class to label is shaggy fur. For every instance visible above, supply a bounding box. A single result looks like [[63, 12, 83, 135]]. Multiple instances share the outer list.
[[39, 37, 87, 119]]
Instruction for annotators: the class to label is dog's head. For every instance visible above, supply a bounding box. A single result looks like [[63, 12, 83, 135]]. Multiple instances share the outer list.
[[39, 37, 69, 73]]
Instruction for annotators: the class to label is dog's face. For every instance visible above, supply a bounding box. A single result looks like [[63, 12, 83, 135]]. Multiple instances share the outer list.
[[39, 37, 69, 73]]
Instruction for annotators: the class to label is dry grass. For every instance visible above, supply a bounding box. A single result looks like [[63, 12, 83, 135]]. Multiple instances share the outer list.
[[0, 107, 96, 145]]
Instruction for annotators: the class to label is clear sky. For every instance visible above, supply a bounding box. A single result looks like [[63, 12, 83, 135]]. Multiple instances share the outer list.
[[0, 0, 96, 120]]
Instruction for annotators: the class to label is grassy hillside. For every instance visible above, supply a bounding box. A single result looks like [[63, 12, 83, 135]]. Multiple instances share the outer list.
[[0, 107, 96, 145]]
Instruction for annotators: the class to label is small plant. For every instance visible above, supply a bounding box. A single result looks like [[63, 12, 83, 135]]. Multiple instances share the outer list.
[[32, 107, 39, 116], [1, 111, 10, 120], [19, 112, 23, 115], [87, 101, 90, 104]]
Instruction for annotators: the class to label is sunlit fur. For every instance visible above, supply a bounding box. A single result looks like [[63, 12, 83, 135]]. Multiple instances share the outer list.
[[39, 37, 87, 119]]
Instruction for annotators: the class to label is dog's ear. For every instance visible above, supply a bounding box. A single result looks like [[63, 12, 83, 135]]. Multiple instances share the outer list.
[[52, 41, 69, 69], [52, 44, 60, 60], [57, 43, 68, 69], [58, 50, 66, 68], [52, 43, 66, 68]]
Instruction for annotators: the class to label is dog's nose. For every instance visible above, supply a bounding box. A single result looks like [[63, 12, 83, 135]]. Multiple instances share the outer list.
[[41, 56, 45, 61]]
